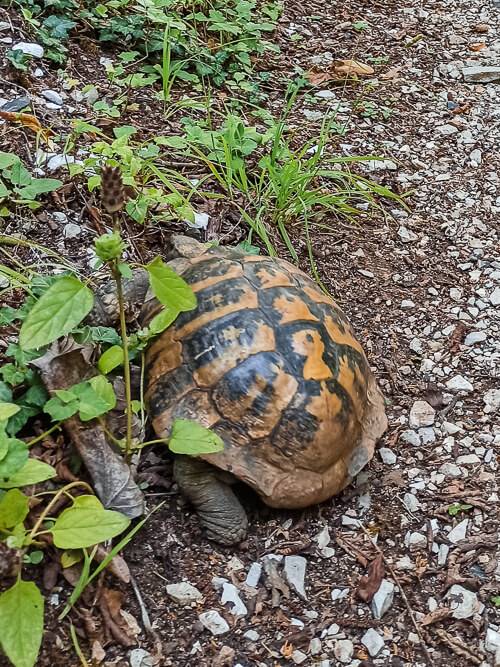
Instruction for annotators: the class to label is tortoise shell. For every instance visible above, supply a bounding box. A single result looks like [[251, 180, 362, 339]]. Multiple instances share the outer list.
[[142, 240, 387, 509]]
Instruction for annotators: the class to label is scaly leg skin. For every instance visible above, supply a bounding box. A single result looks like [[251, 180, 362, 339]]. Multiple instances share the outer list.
[[173, 456, 248, 545]]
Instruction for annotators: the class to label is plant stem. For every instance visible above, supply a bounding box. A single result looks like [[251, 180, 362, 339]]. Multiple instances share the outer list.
[[28, 480, 93, 543], [26, 421, 62, 447], [112, 261, 133, 461]]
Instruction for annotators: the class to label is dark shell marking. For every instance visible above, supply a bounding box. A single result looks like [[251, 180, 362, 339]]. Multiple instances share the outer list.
[[144, 251, 386, 508]]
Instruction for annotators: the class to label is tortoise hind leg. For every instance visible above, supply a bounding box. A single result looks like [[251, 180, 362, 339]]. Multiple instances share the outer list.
[[173, 456, 248, 545]]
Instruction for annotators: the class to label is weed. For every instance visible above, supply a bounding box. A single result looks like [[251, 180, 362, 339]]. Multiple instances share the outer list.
[[0, 151, 62, 216]]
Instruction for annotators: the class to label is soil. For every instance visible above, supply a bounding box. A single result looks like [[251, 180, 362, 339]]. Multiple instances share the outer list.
[[0, 0, 499, 666]]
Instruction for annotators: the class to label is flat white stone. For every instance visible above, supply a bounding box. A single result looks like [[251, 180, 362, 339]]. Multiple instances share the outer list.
[[12, 41, 44, 57], [379, 448, 397, 464], [371, 579, 395, 618], [485, 627, 500, 653], [361, 628, 385, 656], [334, 639, 354, 663], [446, 375, 474, 392], [446, 585, 484, 619], [245, 562, 262, 588], [166, 582, 202, 604], [244, 630, 259, 641], [198, 610, 230, 635], [465, 331, 487, 345], [448, 519, 469, 544], [409, 401, 435, 428], [284, 556, 307, 600]]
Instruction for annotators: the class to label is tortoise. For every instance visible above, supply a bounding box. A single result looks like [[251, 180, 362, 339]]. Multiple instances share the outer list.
[[92, 236, 387, 544]]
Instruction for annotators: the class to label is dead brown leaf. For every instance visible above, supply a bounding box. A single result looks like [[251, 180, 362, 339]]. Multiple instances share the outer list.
[[333, 59, 374, 77], [0, 111, 53, 142], [280, 641, 294, 659], [99, 588, 136, 647], [356, 554, 385, 602], [473, 23, 489, 33], [380, 66, 402, 80], [448, 322, 468, 353], [91, 640, 106, 664], [94, 546, 131, 583], [469, 42, 486, 51], [420, 607, 450, 626], [307, 70, 333, 85]]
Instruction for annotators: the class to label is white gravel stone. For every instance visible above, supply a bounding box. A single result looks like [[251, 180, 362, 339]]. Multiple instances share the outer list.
[[331, 588, 349, 601], [437, 544, 449, 566], [409, 401, 436, 428], [12, 41, 44, 57], [63, 223, 82, 239], [447, 519, 469, 543], [379, 448, 397, 464], [400, 430, 421, 446], [291, 649, 307, 664], [490, 286, 500, 305], [283, 556, 307, 600], [407, 532, 427, 548], [244, 630, 259, 641], [403, 493, 420, 513], [396, 555, 415, 571], [41, 89, 64, 106], [398, 225, 418, 242], [129, 648, 154, 667], [486, 628, 500, 653], [166, 582, 202, 604], [462, 65, 500, 82], [245, 562, 262, 588], [456, 454, 481, 464], [371, 579, 395, 618], [334, 639, 354, 663], [446, 585, 484, 619], [465, 331, 487, 345], [361, 628, 385, 657], [199, 610, 230, 635], [446, 374, 474, 392], [309, 638, 322, 655], [439, 462, 462, 478], [219, 581, 247, 616], [484, 388, 500, 413]]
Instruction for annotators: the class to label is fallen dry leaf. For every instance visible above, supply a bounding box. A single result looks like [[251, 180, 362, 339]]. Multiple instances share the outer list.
[[333, 59, 374, 77], [0, 111, 53, 143], [91, 640, 106, 664], [469, 42, 486, 51], [473, 23, 489, 33], [380, 66, 402, 80], [280, 641, 294, 659], [420, 607, 451, 626], [307, 69, 333, 85], [356, 553, 385, 602]]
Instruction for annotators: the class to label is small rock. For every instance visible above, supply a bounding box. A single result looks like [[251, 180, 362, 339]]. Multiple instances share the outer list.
[[436, 124, 458, 135], [227, 556, 245, 572], [443, 421, 461, 434], [438, 543, 449, 566], [400, 430, 421, 446], [445, 374, 474, 393], [403, 493, 420, 513], [409, 401, 435, 428], [41, 89, 64, 106], [12, 41, 44, 58], [63, 223, 82, 239], [291, 649, 307, 664], [331, 588, 349, 601], [47, 154, 79, 172], [129, 648, 154, 667], [465, 331, 487, 345], [486, 628, 500, 653], [447, 519, 469, 544], [314, 525, 335, 558], [470, 149, 482, 164], [244, 630, 259, 641], [245, 562, 262, 588], [334, 639, 354, 663], [449, 287, 463, 302], [219, 581, 247, 616], [408, 532, 427, 548], [401, 299, 415, 308], [315, 89, 336, 99], [456, 454, 480, 464], [166, 582, 202, 605], [379, 447, 397, 465], [445, 585, 484, 619], [371, 579, 395, 619], [395, 555, 415, 571], [484, 388, 500, 413], [309, 638, 322, 655], [439, 462, 462, 478], [324, 623, 340, 636], [198, 610, 230, 635], [419, 427, 436, 444], [361, 628, 385, 657], [398, 225, 418, 243], [2, 96, 30, 112], [283, 556, 307, 600], [462, 65, 500, 83], [490, 286, 500, 305]]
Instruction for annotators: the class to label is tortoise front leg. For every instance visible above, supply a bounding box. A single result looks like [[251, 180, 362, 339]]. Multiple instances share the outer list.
[[173, 456, 248, 545]]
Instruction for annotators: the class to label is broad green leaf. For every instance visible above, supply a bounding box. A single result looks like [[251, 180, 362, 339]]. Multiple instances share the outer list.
[[126, 196, 148, 224], [44, 396, 79, 421], [0, 436, 28, 478], [0, 152, 19, 169], [0, 459, 56, 489], [50, 496, 130, 548], [16, 178, 62, 199], [0, 180, 10, 198], [77, 376, 116, 421], [117, 262, 133, 279], [147, 308, 179, 336], [155, 135, 187, 149], [19, 276, 94, 350], [60, 549, 83, 568], [168, 419, 224, 455], [0, 579, 44, 667], [98, 345, 124, 374], [10, 161, 32, 187], [0, 488, 29, 528], [0, 402, 20, 421], [146, 257, 197, 312]]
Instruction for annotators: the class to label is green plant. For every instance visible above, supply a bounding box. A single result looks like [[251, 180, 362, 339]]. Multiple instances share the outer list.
[[447, 502, 473, 516], [0, 152, 62, 216]]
